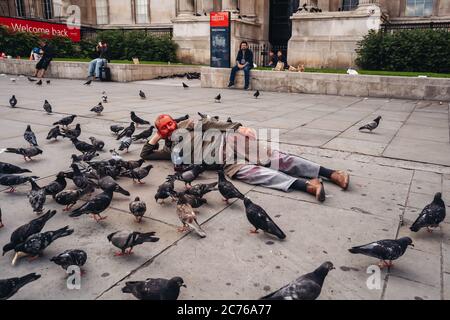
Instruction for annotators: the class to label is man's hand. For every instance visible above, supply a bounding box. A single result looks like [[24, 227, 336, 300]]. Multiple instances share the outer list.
[[148, 131, 162, 145], [237, 127, 257, 140], [237, 63, 244, 69]]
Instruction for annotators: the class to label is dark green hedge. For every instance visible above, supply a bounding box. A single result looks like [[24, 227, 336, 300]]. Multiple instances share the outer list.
[[356, 29, 450, 73], [0, 26, 177, 62]]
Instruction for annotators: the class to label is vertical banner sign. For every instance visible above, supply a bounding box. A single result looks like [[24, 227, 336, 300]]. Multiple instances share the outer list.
[[210, 12, 231, 68]]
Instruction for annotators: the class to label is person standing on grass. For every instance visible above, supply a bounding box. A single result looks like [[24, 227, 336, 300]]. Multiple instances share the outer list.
[[228, 41, 254, 90], [87, 41, 110, 81], [34, 40, 54, 79]]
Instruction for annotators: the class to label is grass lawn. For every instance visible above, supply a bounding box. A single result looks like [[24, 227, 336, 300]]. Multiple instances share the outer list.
[[255, 66, 450, 78]]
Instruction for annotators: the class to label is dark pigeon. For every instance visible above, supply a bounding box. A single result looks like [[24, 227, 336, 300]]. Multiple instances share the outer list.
[[133, 126, 155, 141], [110, 125, 125, 135], [90, 102, 104, 115], [43, 100, 52, 114], [0, 162, 31, 175], [129, 197, 147, 222], [131, 112, 150, 126], [9, 95, 17, 108], [107, 231, 159, 256], [218, 170, 245, 203], [139, 90, 146, 99], [53, 115, 77, 127], [122, 165, 153, 184], [54, 189, 83, 211], [122, 277, 186, 300], [117, 122, 135, 140], [359, 116, 382, 132], [0, 174, 38, 193], [169, 165, 205, 187], [4, 147, 42, 161], [185, 182, 218, 198], [51, 249, 87, 271], [62, 124, 81, 139], [254, 90, 260, 99], [24, 125, 38, 146], [0, 273, 41, 300], [69, 187, 115, 222], [43, 172, 67, 197], [155, 176, 177, 203], [410, 192, 446, 232], [214, 93, 221, 103], [71, 138, 96, 154], [27, 179, 46, 214], [46, 126, 63, 140], [243, 197, 286, 239], [89, 136, 105, 151]]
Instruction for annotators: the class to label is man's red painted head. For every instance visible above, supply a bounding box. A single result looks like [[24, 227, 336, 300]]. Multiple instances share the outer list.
[[155, 114, 177, 139]]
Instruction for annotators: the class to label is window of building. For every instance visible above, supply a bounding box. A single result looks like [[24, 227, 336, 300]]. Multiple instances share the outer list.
[[96, 0, 109, 24], [15, 0, 25, 17], [43, 0, 53, 19], [342, 0, 359, 11], [405, 0, 434, 16], [135, 0, 149, 23]]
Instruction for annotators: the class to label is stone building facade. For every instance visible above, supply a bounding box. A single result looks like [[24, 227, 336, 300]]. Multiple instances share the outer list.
[[1, 0, 449, 67]]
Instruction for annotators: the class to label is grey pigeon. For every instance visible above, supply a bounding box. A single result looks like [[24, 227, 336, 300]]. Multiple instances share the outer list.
[[43, 172, 67, 197], [24, 125, 38, 146], [107, 231, 159, 256], [244, 197, 286, 239], [43, 100, 52, 114], [61, 124, 81, 139], [176, 192, 207, 209], [185, 182, 218, 198], [53, 115, 76, 127], [169, 165, 205, 187], [110, 125, 124, 135], [129, 197, 147, 222], [90, 102, 104, 115], [54, 189, 83, 211], [122, 277, 185, 300], [155, 176, 177, 203], [51, 249, 87, 271], [2, 210, 57, 256], [261, 262, 334, 300], [0, 273, 41, 300], [9, 95, 17, 108], [119, 135, 132, 153], [0, 174, 38, 193], [12, 226, 74, 266], [122, 165, 153, 184], [27, 179, 46, 214], [359, 116, 382, 132], [349, 237, 414, 268], [410, 192, 446, 232], [89, 136, 105, 151], [46, 126, 63, 140], [71, 138, 96, 154], [4, 147, 43, 161]]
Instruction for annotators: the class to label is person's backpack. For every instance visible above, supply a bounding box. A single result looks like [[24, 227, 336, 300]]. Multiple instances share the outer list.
[[100, 66, 111, 81]]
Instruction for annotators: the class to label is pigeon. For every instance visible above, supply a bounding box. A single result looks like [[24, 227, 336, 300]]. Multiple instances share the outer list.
[[348, 237, 414, 268], [119, 135, 132, 153], [121, 159, 145, 171], [12, 226, 74, 266], [46, 80, 51, 85], [117, 122, 135, 140], [97, 168, 130, 197], [55, 189, 83, 211], [36, 80, 42, 86], [254, 90, 260, 99], [243, 197, 286, 239], [43, 100, 52, 114], [71, 151, 99, 162], [174, 115, 190, 123], [131, 112, 151, 126], [9, 95, 17, 108], [260, 262, 335, 300], [24, 125, 38, 146], [107, 231, 159, 256], [0, 162, 31, 174], [4, 147, 43, 161], [2, 210, 57, 256], [62, 124, 81, 139], [182, 82, 189, 88], [70, 164, 93, 190], [53, 115, 77, 127], [0, 273, 41, 300], [169, 165, 205, 187], [28, 77, 37, 82], [69, 187, 115, 222], [176, 198, 206, 238], [27, 179, 46, 214], [218, 170, 245, 203], [89, 137, 105, 151], [129, 197, 147, 223], [46, 126, 63, 141], [0, 208, 3, 229], [10, 78, 16, 83], [139, 90, 146, 99], [359, 116, 382, 132], [155, 176, 177, 204], [50, 249, 87, 272], [90, 102, 104, 115], [185, 182, 218, 198], [84, 79, 92, 85], [133, 126, 155, 141], [214, 94, 221, 103], [410, 192, 446, 233], [102, 95, 108, 103], [227, 117, 233, 123], [110, 125, 125, 135], [43, 172, 67, 197], [176, 192, 207, 209], [122, 165, 153, 184], [122, 277, 186, 300], [110, 149, 122, 161], [71, 138, 96, 154], [0, 174, 38, 193], [198, 112, 219, 121]]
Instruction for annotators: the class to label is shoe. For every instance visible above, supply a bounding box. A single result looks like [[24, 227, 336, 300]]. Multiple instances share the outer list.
[[228, 82, 234, 88], [330, 170, 350, 190], [306, 178, 326, 202], [244, 87, 250, 91]]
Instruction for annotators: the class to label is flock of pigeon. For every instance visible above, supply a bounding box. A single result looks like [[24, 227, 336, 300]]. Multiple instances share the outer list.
[[0, 79, 447, 301]]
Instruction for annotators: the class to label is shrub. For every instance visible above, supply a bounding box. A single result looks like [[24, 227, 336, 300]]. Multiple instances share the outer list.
[[0, 26, 177, 62], [356, 29, 450, 73]]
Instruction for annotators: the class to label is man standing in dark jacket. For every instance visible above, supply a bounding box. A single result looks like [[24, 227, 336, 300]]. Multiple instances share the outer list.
[[228, 41, 253, 90]]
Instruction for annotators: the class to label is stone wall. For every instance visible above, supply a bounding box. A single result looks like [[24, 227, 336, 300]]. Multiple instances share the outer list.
[[201, 67, 450, 101], [0, 59, 201, 82]]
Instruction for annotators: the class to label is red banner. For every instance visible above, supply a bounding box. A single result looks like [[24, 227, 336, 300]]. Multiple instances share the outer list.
[[0, 16, 80, 42], [210, 12, 230, 28]]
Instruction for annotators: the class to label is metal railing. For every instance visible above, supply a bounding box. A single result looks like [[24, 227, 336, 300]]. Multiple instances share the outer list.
[[381, 21, 450, 33], [248, 43, 288, 67]]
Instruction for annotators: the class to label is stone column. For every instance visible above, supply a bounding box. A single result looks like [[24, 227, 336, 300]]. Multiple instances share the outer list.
[[177, 0, 195, 16], [359, 0, 380, 6], [195, 0, 213, 14], [240, 0, 256, 19], [222, 0, 238, 13]]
